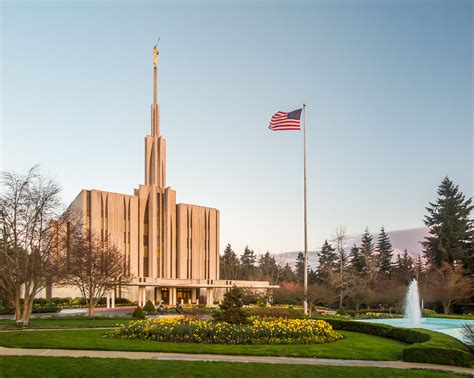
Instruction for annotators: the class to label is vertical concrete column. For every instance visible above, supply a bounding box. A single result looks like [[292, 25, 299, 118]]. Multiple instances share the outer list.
[[106, 293, 110, 308], [142, 286, 147, 306], [155, 288, 162, 304], [191, 288, 197, 304], [111, 290, 116, 309], [169, 288, 176, 305], [206, 288, 214, 306]]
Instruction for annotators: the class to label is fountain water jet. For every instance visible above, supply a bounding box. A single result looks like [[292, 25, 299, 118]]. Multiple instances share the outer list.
[[404, 279, 422, 327]]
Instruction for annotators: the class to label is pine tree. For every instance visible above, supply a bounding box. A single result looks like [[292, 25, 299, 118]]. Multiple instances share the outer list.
[[414, 255, 424, 279], [376, 226, 394, 274], [220, 244, 240, 279], [422, 177, 473, 274], [258, 251, 278, 283], [213, 286, 248, 324], [240, 246, 257, 279], [360, 227, 376, 273], [295, 252, 306, 284], [349, 244, 363, 273], [278, 263, 296, 283], [316, 240, 337, 282]]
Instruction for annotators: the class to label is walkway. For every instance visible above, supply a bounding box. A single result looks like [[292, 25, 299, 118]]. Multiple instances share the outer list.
[[0, 347, 472, 375]]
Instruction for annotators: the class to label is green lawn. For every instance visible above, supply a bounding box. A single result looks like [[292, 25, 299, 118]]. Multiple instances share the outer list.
[[0, 329, 407, 361], [0, 317, 133, 330], [0, 356, 463, 378]]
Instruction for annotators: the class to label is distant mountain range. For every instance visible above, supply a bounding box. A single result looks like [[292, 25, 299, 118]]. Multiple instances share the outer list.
[[273, 227, 430, 269]]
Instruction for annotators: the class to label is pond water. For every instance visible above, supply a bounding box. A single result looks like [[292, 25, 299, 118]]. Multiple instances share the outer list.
[[358, 317, 473, 343]]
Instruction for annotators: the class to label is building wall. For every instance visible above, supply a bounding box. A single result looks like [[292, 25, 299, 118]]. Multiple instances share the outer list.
[[68, 189, 219, 285], [176, 204, 219, 281]]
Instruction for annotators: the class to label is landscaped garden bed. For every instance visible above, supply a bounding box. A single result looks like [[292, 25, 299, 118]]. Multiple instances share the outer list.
[[111, 317, 342, 345]]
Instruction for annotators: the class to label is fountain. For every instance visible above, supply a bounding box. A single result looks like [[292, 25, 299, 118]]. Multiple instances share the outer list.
[[404, 279, 422, 327], [358, 278, 473, 340]]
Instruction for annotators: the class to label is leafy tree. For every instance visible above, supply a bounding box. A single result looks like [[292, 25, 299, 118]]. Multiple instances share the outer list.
[[62, 233, 129, 318], [422, 177, 473, 274], [239, 246, 257, 279], [316, 240, 337, 281], [213, 286, 248, 324], [425, 263, 472, 314], [349, 244, 363, 273], [220, 244, 240, 279], [0, 167, 71, 326], [376, 227, 393, 274]]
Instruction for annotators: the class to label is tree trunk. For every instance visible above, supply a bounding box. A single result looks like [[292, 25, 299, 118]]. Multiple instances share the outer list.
[[88, 301, 94, 318], [442, 301, 450, 314]]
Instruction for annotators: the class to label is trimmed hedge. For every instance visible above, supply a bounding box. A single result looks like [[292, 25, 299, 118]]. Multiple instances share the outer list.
[[246, 307, 304, 319], [315, 317, 473, 367]]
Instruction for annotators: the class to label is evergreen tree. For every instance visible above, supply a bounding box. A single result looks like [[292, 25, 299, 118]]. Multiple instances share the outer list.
[[220, 244, 240, 279], [397, 249, 414, 272], [240, 246, 257, 279], [349, 244, 363, 273], [278, 263, 296, 283], [422, 177, 473, 274], [376, 226, 394, 274], [316, 240, 337, 282], [258, 251, 278, 283], [360, 227, 376, 273], [213, 286, 248, 324], [414, 255, 424, 279], [295, 252, 306, 284]]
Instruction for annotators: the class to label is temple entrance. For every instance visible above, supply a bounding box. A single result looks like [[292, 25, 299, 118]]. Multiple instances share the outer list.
[[177, 288, 192, 303], [160, 288, 169, 303]]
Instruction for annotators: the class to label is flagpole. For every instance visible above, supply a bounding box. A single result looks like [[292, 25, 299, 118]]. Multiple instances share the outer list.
[[303, 103, 308, 316]]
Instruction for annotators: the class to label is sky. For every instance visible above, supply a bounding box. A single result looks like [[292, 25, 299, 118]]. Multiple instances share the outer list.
[[1, 0, 472, 256]]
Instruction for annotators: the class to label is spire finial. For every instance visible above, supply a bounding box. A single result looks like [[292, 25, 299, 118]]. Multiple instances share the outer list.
[[153, 37, 160, 68]]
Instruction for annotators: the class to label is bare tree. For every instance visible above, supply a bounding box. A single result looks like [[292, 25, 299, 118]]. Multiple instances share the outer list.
[[62, 232, 130, 317], [424, 263, 472, 314], [0, 167, 69, 325], [331, 226, 347, 309]]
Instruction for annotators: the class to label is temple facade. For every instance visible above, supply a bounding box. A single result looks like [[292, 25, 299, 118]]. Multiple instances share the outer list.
[[52, 46, 276, 306]]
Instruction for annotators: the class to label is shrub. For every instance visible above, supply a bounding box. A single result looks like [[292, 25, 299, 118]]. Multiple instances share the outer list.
[[213, 287, 248, 324], [246, 307, 304, 319], [402, 344, 472, 367], [32, 304, 60, 314], [315, 317, 473, 367], [143, 300, 156, 314], [72, 297, 87, 306], [33, 298, 48, 306], [111, 317, 342, 345], [131, 307, 146, 319], [115, 297, 133, 305], [422, 308, 437, 317], [317, 318, 429, 344]]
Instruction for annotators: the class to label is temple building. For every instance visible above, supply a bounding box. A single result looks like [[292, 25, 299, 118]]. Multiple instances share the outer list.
[[51, 46, 277, 306]]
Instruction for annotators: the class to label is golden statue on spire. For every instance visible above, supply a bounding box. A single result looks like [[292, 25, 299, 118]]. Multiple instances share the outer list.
[[153, 38, 160, 68]]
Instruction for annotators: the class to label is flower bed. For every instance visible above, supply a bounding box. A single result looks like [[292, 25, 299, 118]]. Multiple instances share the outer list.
[[111, 317, 342, 345]]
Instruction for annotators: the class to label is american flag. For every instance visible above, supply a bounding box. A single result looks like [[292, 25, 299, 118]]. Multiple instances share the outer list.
[[268, 108, 302, 131]]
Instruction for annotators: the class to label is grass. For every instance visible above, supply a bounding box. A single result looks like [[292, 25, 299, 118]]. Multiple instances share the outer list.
[[0, 356, 464, 377], [0, 317, 133, 330], [0, 329, 407, 360]]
